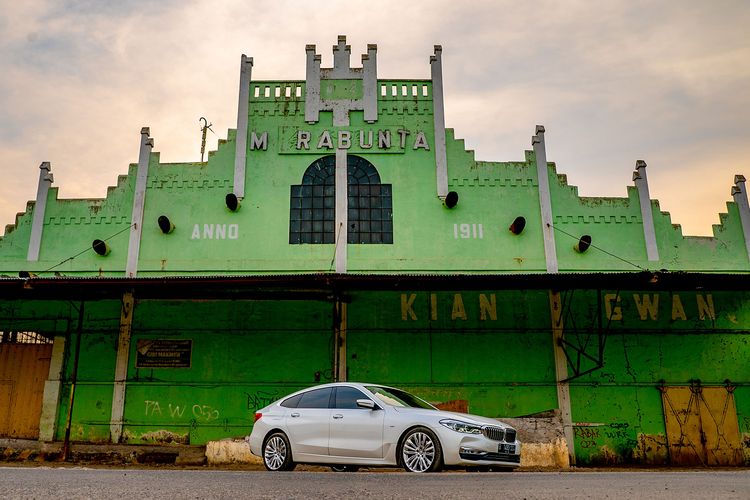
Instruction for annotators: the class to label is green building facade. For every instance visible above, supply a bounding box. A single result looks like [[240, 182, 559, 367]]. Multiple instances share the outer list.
[[0, 37, 748, 466]]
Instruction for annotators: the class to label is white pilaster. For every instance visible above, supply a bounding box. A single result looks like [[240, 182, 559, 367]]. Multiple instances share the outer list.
[[305, 45, 321, 124], [38, 335, 66, 441], [732, 175, 750, 262], [125, 128, 153, 278], [233, 54, 253, 199], [335, 149, 348, 273], [27, 162, 53, 262], [430, 46, 449, 200], [549, 291, 576, 465], [533, 126, 558, 273], [633, 160, 659, 262], [362, 44, 378, 123], [334, 301, 347, 381], [110, 292, 134, 443]]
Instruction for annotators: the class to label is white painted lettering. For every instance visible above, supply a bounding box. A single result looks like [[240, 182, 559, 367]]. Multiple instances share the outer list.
[[191, 224, 201, 240], [413, 131, 430, 150], [215, 224, 227, 240], [317, 131, 333, 149], [359, 130, 373, 149], [397, 129, 410, 148], [378, 130, 391, 149], [297, 131, 311, 150], [250, 131, 268, 150], [338, 130, 351, 149], [203, 224, 214, 239], [228, 224, 239, 239]]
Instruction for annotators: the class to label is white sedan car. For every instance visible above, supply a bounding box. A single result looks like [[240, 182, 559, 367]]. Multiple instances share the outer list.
[[245, 382, 521, 472]]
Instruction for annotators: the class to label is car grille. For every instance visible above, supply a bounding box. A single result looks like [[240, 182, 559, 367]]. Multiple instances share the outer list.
[[505, 429, 516, 443], [482, 426, 505, 441], [459, 452, 521, 464]]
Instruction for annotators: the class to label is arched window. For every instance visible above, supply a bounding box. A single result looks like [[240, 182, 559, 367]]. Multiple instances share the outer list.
[[289, 155, 393, 244]]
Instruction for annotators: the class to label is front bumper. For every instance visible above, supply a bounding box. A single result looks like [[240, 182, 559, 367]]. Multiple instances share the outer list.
[[436, 429, 521, 467]]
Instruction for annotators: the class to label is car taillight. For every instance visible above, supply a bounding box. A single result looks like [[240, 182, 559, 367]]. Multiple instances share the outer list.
[[254, 412, 262, 422]]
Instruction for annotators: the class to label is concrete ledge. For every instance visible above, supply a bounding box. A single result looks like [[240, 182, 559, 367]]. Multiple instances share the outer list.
[[206, 439, 261, 465], [0, 439, 206, 466], [502, 410, 570, 468]]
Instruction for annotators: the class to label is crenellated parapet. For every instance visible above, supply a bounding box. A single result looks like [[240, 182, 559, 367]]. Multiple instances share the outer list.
[[1, 38, 748, 276]]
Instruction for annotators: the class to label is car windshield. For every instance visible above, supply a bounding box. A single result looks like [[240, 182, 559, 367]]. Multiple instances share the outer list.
[[366, 386, 436, 410]]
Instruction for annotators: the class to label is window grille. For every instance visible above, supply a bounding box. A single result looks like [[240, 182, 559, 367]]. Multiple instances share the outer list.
[[0, 331, 53, 344], [290, 155, 393, 244]]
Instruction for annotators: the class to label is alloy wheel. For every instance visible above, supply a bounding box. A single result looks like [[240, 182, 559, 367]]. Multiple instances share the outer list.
[[402, 431, 436, 472], [264, 435, 287, 470]]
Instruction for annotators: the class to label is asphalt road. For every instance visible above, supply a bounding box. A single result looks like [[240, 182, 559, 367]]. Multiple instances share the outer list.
[[1, 467, 748, 499]]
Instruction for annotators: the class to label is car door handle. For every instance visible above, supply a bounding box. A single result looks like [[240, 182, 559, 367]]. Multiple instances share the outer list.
[[332, 414, 343, 419], [290, 412, 300, 418]]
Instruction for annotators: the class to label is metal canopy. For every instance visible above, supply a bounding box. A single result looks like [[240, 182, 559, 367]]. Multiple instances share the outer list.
[[0, 271, 746, 301]]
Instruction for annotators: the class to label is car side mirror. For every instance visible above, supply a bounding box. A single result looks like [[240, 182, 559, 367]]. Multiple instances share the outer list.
[[356, 399, 376, 410]]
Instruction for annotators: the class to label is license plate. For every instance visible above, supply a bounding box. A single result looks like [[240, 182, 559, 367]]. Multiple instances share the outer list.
[[498, 443, 515, 454]]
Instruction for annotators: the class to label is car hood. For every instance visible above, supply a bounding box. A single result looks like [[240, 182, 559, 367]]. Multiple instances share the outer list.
[[392, 407, 513, 428]]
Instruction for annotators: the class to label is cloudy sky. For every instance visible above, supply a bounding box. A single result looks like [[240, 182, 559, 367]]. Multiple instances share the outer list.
[[1, 0, 748, 235]]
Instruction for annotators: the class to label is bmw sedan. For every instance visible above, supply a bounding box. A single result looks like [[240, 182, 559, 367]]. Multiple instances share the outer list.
[[245, 382, 521, 472]]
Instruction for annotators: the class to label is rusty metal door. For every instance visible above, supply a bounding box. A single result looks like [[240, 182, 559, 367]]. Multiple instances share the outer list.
[[661, 384, 743, 466], [0, 343, 53, 438]]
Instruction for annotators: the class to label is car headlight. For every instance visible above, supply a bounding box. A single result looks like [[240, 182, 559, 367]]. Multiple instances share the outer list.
[[439, 419, 482, 434]]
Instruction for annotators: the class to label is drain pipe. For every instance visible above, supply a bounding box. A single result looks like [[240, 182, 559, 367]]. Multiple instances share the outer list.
[[61, 301, 84, 461]]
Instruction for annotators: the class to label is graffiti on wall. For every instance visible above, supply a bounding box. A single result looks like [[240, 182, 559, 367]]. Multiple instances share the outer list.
[[144, 400, 220, 422], [246, 391, 280, 412], [573, 422, 637, 452]]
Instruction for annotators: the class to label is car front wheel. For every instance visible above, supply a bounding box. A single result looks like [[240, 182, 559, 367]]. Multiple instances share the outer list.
[[263, 432, 296, 471], [399, 427, 442, 473]]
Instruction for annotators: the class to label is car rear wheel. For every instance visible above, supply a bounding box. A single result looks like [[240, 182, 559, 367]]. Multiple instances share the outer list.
[[399, 427, 442, 473], [263, 432, 296, 471]]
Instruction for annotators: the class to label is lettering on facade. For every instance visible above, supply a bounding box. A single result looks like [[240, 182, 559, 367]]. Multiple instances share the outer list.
[[604, 293, 715, 322], [402, 293, 717, 322], [249, 131, 268, 150], [402, 293, 498, 322], [291, 129, 429, 151], [275, 127, 431, 154], [191, 224, 239, 240], [453, 223, 484, 239]]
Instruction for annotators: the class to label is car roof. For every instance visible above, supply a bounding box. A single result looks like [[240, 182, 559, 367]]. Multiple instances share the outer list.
[[278, 382, 394, 399]]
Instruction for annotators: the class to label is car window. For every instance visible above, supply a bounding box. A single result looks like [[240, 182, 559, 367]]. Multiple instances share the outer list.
[[280, 393, 303, 408], [334, 386, 371, 409], [296, 387, 333, 409], [365, 386, 436, 410]]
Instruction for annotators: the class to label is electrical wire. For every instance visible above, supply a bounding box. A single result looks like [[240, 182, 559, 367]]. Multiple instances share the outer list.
[[549, 223, 649, 271], [42, 223, 134, 273]]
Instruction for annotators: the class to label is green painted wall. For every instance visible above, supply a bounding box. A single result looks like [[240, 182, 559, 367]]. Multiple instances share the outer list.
[[0, 288, 747, 463]]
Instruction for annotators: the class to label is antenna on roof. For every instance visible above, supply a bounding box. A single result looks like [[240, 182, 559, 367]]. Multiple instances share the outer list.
[[199, 117, 214, 162]]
